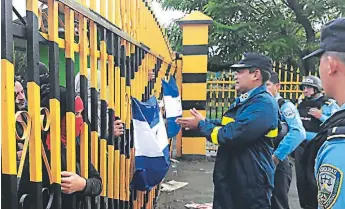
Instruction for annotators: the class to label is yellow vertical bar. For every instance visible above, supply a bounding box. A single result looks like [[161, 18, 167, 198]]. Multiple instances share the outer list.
[[65, 8, 75, 61], [278, 64, 282, 95], [284, 64, 287, 99], [296, 68, 301, 101], [125, 0, 130, 34], [131, 0, 136, 38], [80, 0, 87, 7], [28, 86, 42, 178], [115, 0, 122, 28], [100, 139, 107, 195], [65, 6, 76, 173], [107, 146, 114, 199], [90, 20, 99, 170], [143, 4, 147, 44], [100, 0, 107, 18], [139, 0, 143, 43], [90, 0, 96, 10], [121, 0, 126, 33], [79, 13, 89, 178], [1, 60, 16, 175], [108, 56, 115, 110], [290, 66, 293, 100], [108, 0, 115, 24], [114, 148, 120, 200]]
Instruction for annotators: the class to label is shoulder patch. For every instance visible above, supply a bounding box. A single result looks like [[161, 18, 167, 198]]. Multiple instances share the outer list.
[[317, 164, 343, 209], [283, 107, 296, 119]]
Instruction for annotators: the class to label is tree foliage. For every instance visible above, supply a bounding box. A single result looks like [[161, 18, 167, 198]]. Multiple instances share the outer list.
[[159, 0, 345, 74]]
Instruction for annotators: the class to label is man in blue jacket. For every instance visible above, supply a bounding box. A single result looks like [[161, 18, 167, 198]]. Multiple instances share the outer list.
[[266, 72, 306, 209], [177, 52, 279, 209], [302, 17, 345, 209]]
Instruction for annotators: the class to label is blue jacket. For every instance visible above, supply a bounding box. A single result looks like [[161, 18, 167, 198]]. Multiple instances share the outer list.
[[274, 94, 306, 161], [315, 104, 345, 209], [305, 96, 339, 140], [198, 85, 279, 209]]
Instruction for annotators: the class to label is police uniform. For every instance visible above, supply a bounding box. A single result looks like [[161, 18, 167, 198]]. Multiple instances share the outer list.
[[298, 95, 339, 141], [197, 53, 279, 209], [302, 17, 345, 209], [295, 77, 339, 208], [271, 94, 306, 209], [315, 109, 345, 209]]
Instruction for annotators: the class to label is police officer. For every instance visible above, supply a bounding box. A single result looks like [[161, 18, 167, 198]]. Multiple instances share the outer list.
[[295, 76, 339, 209], [302, 17, 345, 209], [266, 72, 306, 209], [298, 75, 339, 140], [177, 53, 279, 209]]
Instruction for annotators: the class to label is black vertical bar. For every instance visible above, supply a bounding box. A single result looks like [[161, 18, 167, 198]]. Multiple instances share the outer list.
[[141, 50, 146, 101], [114, 35, 121, 209], [1, 0, 13, 62], [50, 37, 63, 209], [26, 0, 43, 207], [100, 28, 108, 209], [125, 46, 131, 209], [119, 44, 126, 209], [107, 31, 115, 209]]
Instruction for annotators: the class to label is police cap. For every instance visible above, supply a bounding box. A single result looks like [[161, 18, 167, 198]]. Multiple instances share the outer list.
[[231, 52, 273, 72], [303, 18, 345, 60]]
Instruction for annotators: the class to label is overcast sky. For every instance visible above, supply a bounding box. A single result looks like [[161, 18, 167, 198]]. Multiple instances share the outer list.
[[12, 0, 184, 27]]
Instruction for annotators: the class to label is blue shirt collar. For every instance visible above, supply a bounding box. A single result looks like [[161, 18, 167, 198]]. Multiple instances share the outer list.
[[340, 103, 345, 110], [274, 93, 282, 102], [238, 85, 267, 103]]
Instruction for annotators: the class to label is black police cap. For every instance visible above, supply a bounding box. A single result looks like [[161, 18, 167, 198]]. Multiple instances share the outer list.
[[231, 52, 273, 72], [303, 18, 345, 60]]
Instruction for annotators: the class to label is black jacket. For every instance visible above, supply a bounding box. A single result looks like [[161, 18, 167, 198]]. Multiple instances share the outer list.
[[18, 144, 102, 209]]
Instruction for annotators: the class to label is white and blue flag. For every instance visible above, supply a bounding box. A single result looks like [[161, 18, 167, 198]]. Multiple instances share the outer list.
[[130, 96, 170, 191], [162, 77, 182, 138]]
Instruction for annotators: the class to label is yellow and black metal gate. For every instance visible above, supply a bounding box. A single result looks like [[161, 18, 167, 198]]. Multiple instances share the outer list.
[[1, 0, 181, 209]]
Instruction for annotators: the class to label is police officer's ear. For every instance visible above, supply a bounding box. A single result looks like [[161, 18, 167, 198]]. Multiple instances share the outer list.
[[275, 82, 281, 90], [251, 68, 261, 81], [322, 53, 340, 76]]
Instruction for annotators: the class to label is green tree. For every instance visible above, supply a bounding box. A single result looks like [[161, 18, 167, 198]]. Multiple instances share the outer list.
[[160, 0, 345, 74]]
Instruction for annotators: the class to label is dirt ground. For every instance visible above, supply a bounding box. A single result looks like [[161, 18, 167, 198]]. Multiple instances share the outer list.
[[156, 156, 302, 209]]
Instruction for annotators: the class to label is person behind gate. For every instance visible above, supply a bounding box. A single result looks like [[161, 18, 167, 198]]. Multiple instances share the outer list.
[[176, 52, 279, 209], [266, 72, 306, 209], [302, 17, 345, 209]]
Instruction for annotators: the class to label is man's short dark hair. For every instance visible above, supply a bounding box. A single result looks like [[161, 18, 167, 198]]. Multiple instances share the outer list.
[[269, 71, 280, 84], [249, 68, 271, 84]]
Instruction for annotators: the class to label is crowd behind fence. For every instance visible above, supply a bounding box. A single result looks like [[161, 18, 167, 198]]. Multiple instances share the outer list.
[[1, 0, 180, 209]]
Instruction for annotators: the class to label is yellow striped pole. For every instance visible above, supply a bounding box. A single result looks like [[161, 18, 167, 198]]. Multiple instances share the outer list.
[[178, 12, 213, 156]]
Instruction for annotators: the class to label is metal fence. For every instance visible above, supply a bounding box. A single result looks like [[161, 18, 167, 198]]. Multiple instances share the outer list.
[[1, 0, 180, 209]]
